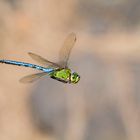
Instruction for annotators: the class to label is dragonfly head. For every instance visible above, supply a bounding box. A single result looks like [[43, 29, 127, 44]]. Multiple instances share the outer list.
[[70, 72, 80, 84]]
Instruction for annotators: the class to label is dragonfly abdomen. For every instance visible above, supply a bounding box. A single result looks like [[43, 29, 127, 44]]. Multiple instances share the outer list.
[[0, 60, 53, 73]]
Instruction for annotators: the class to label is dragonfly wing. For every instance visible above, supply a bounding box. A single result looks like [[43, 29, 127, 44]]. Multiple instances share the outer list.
[[19, 72, 48, 83], [59, 32, 76, 68], [28, 52, 60, 68]]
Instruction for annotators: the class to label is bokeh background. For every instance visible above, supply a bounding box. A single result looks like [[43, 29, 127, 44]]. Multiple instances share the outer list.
[[0, 0, 140, 140]]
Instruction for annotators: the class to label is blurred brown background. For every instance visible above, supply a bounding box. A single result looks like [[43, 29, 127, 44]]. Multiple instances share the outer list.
[[0, 0, 140, 140]]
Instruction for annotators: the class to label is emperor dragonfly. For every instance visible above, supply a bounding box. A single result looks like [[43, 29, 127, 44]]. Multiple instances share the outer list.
[[0, 33, 80, 84]]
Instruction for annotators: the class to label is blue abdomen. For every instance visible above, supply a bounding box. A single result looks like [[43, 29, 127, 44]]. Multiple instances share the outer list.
[[0, 60, 54, 73]]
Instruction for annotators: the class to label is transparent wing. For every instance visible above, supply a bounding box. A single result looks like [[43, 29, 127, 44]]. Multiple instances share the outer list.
[[19, 72, 48, 83], [28, 52, 61, 68], [59, 32, 76, 68]]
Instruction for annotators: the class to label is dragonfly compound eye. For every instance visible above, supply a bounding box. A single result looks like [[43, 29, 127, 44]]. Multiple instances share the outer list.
[[71, 72, 80, 84]]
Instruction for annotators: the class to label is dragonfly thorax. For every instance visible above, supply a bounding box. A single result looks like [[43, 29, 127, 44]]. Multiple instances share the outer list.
[[50, 68, 80, 84]]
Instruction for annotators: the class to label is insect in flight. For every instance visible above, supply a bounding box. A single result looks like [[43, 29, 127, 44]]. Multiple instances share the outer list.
[[0, 33, 80, 84]]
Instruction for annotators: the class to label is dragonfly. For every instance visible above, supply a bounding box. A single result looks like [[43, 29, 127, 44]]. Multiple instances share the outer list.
[[0, 33, 80, 84]]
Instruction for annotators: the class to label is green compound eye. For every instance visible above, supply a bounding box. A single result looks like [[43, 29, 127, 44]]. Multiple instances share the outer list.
[[71, 72, 80, 84], [72, 75, 75, 80]]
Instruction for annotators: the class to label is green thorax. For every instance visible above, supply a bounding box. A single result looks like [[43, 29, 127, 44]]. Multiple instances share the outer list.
[[49, 68, 71, 83]]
